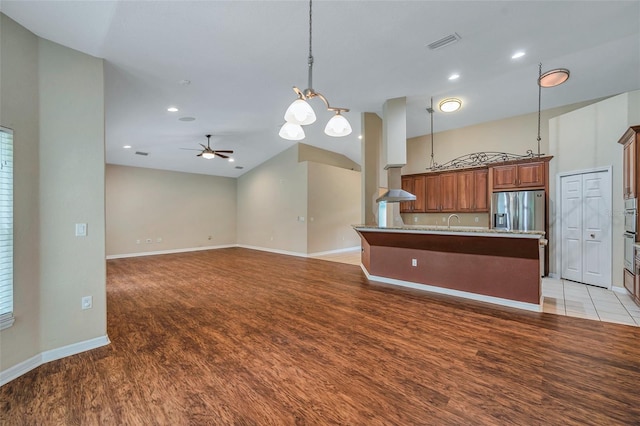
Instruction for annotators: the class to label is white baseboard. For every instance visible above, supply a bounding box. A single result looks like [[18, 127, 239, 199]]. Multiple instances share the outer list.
[[308, 246, 361, 257], [236, 244, 308, 258], [611, 285, 629, 295], [360, 265, 541, 312], [0, 335, 110, 387], [106, 244, 236, 259]]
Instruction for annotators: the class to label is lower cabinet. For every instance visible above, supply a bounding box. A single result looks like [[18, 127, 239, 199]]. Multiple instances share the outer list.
[[624, 268, 635, 296]]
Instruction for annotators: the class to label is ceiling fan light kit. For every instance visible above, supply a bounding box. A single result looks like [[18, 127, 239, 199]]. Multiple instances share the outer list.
[[280, 0, 351, 141], [182, 134, 234, 160]]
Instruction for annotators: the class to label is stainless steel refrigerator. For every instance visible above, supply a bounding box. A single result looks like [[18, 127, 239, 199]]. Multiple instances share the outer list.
[[491, 190, 545, 231]]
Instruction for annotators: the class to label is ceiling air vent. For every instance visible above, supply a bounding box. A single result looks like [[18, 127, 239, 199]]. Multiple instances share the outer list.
[[427, 32, 461, 50], [135, 151, 149, 156]]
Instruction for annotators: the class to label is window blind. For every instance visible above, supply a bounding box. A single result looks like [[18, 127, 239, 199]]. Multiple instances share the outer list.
[[0, 128, 14, 330]]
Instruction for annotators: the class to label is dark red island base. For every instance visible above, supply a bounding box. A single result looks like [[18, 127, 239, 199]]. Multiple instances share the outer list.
[[355, 226, 544, 311]]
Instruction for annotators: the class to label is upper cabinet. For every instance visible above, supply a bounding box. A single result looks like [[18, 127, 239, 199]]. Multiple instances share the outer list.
[[456, 169, 488, 212], [492, 161, 546, 191], [400, 175, 426, 213], [619, 126, 640, 200]]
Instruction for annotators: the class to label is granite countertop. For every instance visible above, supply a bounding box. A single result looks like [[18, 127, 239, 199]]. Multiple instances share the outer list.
[[353, 224, 545, 238]]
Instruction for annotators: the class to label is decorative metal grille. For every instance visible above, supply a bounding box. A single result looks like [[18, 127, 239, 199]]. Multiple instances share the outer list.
[[427, 150, 541, 171]]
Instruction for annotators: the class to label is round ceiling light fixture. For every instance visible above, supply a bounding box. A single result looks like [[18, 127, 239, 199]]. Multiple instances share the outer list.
[[439, 98, 462, 113], [538, 68, 570, 88]]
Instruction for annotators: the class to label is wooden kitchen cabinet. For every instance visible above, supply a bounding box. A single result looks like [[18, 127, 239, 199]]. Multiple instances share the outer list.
[[424, 172, 457, 212], [625, 268, 635, 296], [456, 169, 488, 212], [492, 161, 545, 190], [400, 175, 426, 213], [619, 126, 640, 200]]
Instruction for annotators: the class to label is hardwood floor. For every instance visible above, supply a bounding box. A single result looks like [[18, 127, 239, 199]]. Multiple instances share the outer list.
[[2, 247, 640, 425]]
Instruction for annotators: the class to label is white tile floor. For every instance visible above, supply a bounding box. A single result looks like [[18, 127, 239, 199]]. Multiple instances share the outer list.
[[314, 249, 640, 327], [542, 277, 640, 326]]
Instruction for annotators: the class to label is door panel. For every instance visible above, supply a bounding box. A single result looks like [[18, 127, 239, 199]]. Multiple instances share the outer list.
[[561, 175, 583, 282], [560, 171, 611, 287]]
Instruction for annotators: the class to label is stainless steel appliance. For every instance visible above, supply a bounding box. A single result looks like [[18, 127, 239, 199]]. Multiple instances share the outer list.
[[491, 190, 545, 231], [623, 198, 637, 272]]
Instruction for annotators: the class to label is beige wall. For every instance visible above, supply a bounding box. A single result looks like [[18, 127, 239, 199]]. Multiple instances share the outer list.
[[106, 165, 237, 256], [38, 39, 106, 351], [361, 112, 382, 225], [237, 145, 308, 254], [404, 101, 599, 175], [549, 91, 640, 287], [0, 14, 107, 370], [307, 162, 361, 254], [299, 143, 361, 172], [0, 14, 41, 370], [237, 144, 362, 255]]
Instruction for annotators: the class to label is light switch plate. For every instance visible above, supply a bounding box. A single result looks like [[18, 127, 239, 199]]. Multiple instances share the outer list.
[[75, 223, 87, 237]]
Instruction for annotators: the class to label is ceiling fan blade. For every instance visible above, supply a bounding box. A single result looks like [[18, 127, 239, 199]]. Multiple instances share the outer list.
[[196, 152, 203, 157], [213, 150, 234, 154], [199, 143, 208, 149], [215, 153, 229, 159]]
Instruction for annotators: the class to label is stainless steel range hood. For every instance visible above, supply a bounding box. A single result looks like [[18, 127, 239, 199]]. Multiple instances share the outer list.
[[376, 97, 415, 204], [376, 167, 416, 202]]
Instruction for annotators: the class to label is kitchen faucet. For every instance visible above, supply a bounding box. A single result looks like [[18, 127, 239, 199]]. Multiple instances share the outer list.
[[447, 214, 460, 228]]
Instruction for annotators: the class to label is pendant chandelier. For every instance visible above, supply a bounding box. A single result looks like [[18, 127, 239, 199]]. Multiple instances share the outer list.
[[279, 0, 352, 141]]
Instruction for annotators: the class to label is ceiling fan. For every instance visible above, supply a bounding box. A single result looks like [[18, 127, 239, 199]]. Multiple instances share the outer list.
[[181, 134, 233, 159]]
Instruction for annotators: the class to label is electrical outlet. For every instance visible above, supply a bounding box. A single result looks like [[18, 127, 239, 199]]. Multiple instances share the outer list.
[[411, 259, 417, 267], [475, 217, 479, 223], [81, 296, 92, 310], [156, 237, 162, 243], [145, 238, 152, 244], [414, 216, 418, 223], [136, 239, 141, 244]]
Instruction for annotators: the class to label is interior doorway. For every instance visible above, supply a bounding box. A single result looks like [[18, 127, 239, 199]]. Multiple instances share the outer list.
[[559, 168, 612, 288]]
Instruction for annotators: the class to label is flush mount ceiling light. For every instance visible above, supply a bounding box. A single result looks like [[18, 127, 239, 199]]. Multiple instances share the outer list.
[[438, 98, 462, 113], [538, 67, 570, 88], [534, 63, 570, 157], [167, 107, 178, 112], [280, 0, 351, 140]]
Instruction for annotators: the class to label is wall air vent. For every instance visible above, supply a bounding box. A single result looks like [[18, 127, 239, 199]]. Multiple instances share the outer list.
[[135, 151, 149, 156], [427, 32, 461, 50]]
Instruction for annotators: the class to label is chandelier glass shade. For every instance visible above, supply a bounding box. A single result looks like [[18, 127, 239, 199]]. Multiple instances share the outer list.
[[280, 0, 351, 140], [278, 122, 305, 140]]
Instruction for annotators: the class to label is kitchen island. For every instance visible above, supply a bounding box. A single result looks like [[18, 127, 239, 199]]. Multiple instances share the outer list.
[[354, 225, 545, 311]]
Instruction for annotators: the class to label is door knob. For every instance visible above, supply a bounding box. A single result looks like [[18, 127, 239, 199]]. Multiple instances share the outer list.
[[590, 233, 595, 238]]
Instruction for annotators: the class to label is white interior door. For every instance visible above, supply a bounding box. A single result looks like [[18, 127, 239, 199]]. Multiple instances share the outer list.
[[560, 170, 611, 287]]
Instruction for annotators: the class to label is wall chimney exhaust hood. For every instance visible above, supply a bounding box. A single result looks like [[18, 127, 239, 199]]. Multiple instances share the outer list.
[[376, 97, 415, 203]]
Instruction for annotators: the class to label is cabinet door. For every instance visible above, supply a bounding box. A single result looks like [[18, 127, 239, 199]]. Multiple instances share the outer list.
[[624, 268, 635, 295], [412, 176, 426, 213], [492, 165, 517, 189], [425, 175, 441, 212], [400, 176, 413, 212], [456, 171, 474, 212], [473, 169, 489, 212], [517, 162, 545, 188], [623, 139, 636, 199], [440, 173, 457, 212]]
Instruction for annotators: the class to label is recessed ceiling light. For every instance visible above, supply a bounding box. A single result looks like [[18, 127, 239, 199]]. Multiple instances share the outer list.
[[179, 117, 196, 122], [358, 135, 363, 140], [511, 51, 525, 59], [448, 73, 460, 80], [167, 107, 178, 112], [123, 145, 132, 149], [228, 158, 235, 162], [439, 98, 462, 113]]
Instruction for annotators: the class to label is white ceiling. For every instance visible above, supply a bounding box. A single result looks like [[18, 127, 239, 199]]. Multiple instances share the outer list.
[[2, 1, 639, 177]]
